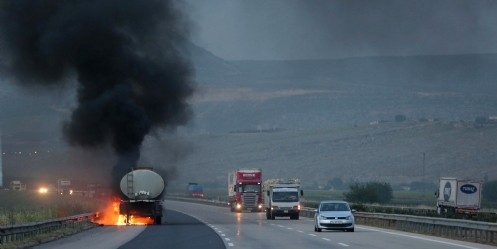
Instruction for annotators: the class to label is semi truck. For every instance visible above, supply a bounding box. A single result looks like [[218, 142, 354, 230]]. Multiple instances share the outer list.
[[227, 168, 263, 212], [119, 167, 164, 224], [436, 177, 483, 215], [263, 178, 303, 220]]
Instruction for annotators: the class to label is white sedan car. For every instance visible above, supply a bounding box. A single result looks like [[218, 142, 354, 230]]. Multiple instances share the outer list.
[[314, 200, 355, 232]]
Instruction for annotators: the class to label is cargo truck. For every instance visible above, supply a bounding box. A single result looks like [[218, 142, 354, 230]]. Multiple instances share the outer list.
[[263, 178, 303, 220], [228, 168, 263, 212], [436, 177, 483, 215], [119, 167, 164, 224], [187, 182, 205, 198]]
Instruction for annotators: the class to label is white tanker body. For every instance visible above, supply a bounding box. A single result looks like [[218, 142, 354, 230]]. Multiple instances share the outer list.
[[119, 168, 164, 224]]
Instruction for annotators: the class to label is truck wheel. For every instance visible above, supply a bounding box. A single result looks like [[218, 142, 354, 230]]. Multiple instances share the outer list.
[[154, 216, 162, 225], [266, 211, 270, 220], [271, 213, 275, 220], [295, 214, 299, 220]]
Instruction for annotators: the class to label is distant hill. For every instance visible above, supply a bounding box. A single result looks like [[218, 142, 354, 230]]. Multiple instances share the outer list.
[[2, 49, 497, 188], [188, 54, 497, 134], [171, 121, 497, 189]]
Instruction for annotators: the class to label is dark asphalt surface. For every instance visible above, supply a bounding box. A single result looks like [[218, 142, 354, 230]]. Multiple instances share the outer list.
[[119, 209, 225, 249]]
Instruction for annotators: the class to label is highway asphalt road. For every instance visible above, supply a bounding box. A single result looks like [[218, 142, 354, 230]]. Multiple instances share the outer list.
[[34, 200, 496, 249]]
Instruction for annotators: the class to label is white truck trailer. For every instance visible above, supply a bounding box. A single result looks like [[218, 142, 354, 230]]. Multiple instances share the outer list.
[[263, 179, 303, 220], [436, 177, 483, 215]]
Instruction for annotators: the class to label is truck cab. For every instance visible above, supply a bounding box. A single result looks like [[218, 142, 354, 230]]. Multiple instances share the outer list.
[[264, 182, 303, 220], [228, 169, 264, 212]]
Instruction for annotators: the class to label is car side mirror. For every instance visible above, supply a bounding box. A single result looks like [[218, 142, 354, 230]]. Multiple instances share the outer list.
[[300, 190, 304, 196], [351, 209, 356, 213], [315, 209, 319, 213]]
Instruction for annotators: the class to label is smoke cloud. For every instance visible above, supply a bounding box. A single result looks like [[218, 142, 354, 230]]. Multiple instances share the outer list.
[[0, 0, 195, 194]]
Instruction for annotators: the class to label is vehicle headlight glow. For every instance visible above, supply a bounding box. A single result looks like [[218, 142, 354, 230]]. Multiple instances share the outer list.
[[38, 187, 48, 194]]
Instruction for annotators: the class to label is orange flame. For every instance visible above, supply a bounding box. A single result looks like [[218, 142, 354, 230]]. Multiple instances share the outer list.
[[94, 198, 153, 226]]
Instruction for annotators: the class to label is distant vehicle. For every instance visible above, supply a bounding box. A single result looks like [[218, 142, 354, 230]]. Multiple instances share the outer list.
[[227, 168, 263, 212], [10, 180, 26, 191], [119, 167, 164, 225], [314, 200, 355, 232], [263, 178, 303, 220], [436, 177, 483, 215], [187, 182, 204, 198]]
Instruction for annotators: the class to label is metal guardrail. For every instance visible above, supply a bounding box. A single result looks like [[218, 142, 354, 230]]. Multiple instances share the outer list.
[[166, 195, 497, 245], [0, 212, 97, 245]]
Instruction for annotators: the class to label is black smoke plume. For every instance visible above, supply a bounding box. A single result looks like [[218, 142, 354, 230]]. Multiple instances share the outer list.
[[0, 0, 194, 195]]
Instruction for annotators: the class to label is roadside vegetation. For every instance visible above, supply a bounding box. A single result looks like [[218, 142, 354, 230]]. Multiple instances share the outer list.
[[0, 190, 98, 226]]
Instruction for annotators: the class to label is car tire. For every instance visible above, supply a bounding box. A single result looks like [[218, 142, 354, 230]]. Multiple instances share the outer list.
[[316, 227, 322, 232]]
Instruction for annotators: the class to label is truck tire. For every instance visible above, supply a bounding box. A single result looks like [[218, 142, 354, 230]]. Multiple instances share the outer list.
[[154, 216, 162, 225], [271, 213, 275, 220]]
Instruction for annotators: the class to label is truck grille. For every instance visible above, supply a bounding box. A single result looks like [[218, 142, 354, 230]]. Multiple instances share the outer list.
[[242, 194, 257, 208]]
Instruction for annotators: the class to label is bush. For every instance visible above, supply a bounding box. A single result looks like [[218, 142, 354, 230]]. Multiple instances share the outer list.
[[483, 180, 497, 202], [344, 181, 393, 204], [395, 114, 407, 122]]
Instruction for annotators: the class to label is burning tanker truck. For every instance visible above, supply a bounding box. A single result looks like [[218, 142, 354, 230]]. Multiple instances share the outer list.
[[119, 167, 165, 225]]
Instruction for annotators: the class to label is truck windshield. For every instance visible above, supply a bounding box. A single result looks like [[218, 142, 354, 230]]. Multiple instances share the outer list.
[[272, 192, 299, 202], [240, 184, 261, 193]]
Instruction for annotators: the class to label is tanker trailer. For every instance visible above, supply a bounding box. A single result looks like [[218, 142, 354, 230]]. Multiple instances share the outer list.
[[119, 168, 165, 225]]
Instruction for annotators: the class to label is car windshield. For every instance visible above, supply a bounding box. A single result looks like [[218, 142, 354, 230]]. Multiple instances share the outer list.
[[320, 203, 350, 212], [272, 192, 299, 202]]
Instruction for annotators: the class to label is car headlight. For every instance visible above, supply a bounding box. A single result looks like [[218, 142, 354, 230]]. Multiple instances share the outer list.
[[346, 215, 353, 220], [319, 215, 326, 219]]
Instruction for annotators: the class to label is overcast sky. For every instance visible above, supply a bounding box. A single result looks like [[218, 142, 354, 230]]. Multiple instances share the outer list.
[[184, 0, 497, 60]]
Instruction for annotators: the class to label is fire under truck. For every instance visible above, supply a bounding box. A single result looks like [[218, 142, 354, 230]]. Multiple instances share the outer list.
[[228, 168, 263, 212]]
